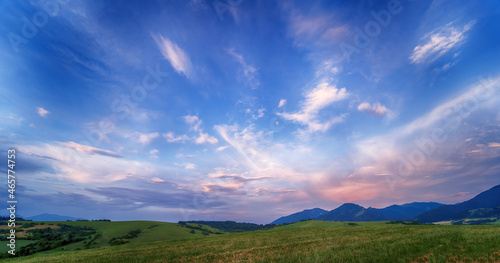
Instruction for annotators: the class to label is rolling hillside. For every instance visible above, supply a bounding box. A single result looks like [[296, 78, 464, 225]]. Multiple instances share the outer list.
[[4, 221, 500, 262]]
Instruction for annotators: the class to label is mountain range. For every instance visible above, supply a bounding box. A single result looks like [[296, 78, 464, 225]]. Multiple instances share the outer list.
[[271, 184, 500, 224]]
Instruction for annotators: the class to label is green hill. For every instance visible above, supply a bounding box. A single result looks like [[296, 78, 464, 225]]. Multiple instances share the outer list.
[[4, 220, 500, 262], [0, 220, 217, 257]]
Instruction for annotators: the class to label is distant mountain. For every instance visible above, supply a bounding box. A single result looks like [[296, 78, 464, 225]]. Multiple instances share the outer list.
[[316, 203, 390, 221], [415, 184, 500, 223], [271, 208, 328, 224], [367, 202, 444, 221], [27, 213, 87, 221]]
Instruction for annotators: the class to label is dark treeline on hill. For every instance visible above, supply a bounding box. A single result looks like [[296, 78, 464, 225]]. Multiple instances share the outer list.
[[272, 184, 500, 224], [0, 216, 31, 224], [179, 221, 276, 233], [1, 224, 96, 259]]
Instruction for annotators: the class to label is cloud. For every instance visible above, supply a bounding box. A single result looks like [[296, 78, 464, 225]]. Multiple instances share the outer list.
[[195, 132, 218, 144], [285, 6, 349, 47], [175, 162, 197, 169], [18, 142, 162, 183], [410, 21, 475, 64], [163, 132, 190, 143], [124, 132, 159, 145], [348, 75, 500, 198], [151, 177, 165, 183], [357, 102, 391, 117], [148, 149, 159, 159], [59, 141, 122, 158], [176, 153, 195, 158], [216, 146, 230, 152], [227, 49, 260, 89], [278, 82, 348, 134], [152, 34, 192, 78], [37, 107, 50, 118], [214, 124, 276, 170], [184, 115, 202, 131], [278, 99, 287, 108]]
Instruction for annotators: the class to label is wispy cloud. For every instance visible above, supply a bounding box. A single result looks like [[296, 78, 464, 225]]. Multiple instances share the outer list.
[[279, 82, 348, 135], [37, 107, 50, 118], [163, 132, 190, 143], [216, 145, 230, 152], [410, 21, 475, 64], [285, 6, 349, 47], [19, 142, 160, 183], [184, 115, 202, 131], [195, 132, 218, 144], [124, 132, 159, 145], [152, 34, 193, 78], [175, 162, 197, 169], [278, 99, 287, 108], [227, 49, 260, 89], [357, 102, 391, 118], [59, 141, 122, 158], [148, 149, 159, 159]]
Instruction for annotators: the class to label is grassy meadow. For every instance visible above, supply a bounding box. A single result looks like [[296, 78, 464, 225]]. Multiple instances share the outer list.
[[3, 220, 500, 262]]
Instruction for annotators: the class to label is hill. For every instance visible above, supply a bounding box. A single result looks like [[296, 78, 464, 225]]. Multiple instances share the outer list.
[[415, 184, 500, 223], [367, 202, 443, 221], [0, 220, 219, 258], [271, 208, 328, 224], [4, 221, 500, 262], [316, 203, 390, 221]]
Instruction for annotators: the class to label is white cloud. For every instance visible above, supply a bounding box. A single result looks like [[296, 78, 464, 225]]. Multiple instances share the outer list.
[[353, 75, 500, 187], [152, 34, 192, 78], [20, 142, 160, 184], [175, 162, 197, 170], [278, 99, 286, 108], [183, 115, 202, 131], [410, 21, 475, 64], [227, 49, 260, 89], [195, 132, 218, 145], [214, 124, 279, 170], [278, 82, 348, 134], [286, 8, 349, 47], [124, 132, 159, 145], [149, 149, 159, 159], [176, 153, 195, 158], [151, 177, 165, 183], [357, 102, 391, 117], [163, 132, 190, 143], [251, 107, 265, 120], [216, 146, 230, 152], [37, 107, 50, 118], [60, 141, 122, 158]]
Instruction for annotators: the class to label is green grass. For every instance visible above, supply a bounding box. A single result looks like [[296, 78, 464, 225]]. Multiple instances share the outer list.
[[5, 220, 500, 262], [18, 220, 211, 254]]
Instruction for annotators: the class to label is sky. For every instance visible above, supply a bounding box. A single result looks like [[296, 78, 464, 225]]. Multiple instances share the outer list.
[[0, 0, 500, 224]]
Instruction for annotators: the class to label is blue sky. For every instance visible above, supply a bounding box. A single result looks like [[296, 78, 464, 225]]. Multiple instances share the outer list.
[[1, 0, 500, 223]]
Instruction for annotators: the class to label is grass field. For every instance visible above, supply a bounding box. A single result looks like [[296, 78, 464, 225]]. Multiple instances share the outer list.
[[42, 220, 213, 251], [5, 220, 500, 262]]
